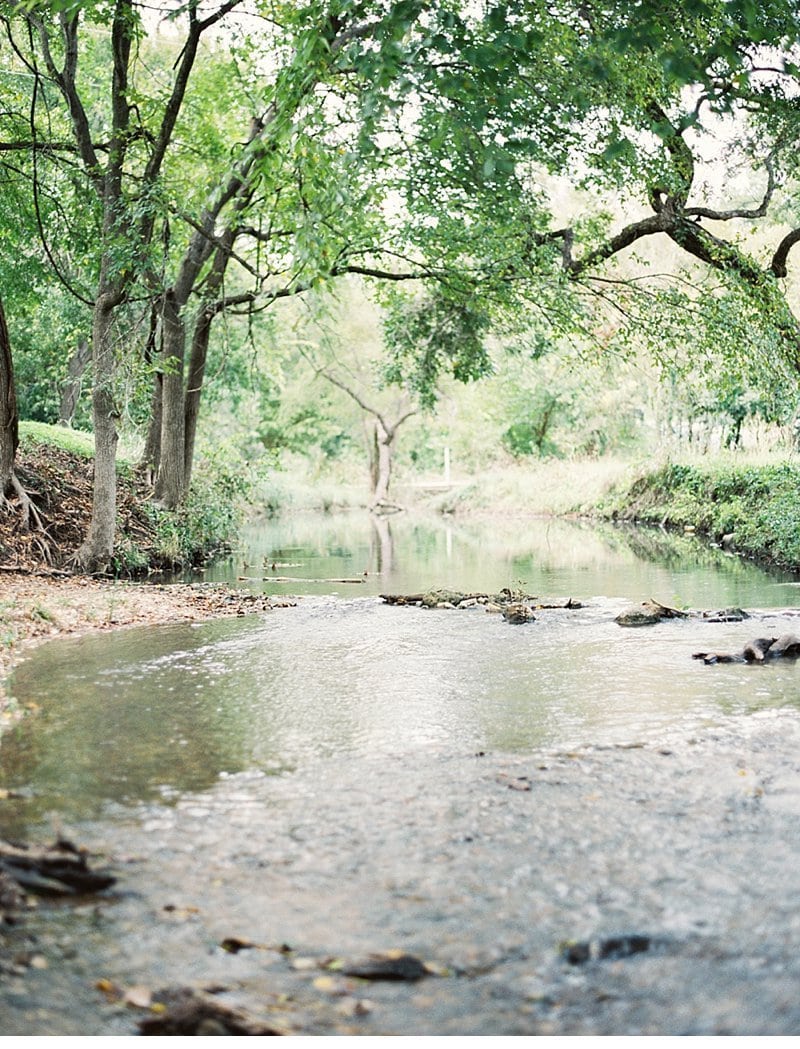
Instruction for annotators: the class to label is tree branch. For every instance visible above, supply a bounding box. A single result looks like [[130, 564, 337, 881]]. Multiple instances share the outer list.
[[771, 227, 800, 279], [686, 155, 776, 222]]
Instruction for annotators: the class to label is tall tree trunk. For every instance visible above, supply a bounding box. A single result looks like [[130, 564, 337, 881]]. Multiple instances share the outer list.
[[153, 291, 186, 508], [182, 231, 237, 491], [58, 338, 92, 426], [141, 370, 163, 487], [73, 290, 120, 570], [0, 296, 19, 497], [184, 306, 212, 490]]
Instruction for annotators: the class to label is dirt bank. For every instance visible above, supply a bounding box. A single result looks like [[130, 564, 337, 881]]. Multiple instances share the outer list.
[[0, 573, 290, 721]]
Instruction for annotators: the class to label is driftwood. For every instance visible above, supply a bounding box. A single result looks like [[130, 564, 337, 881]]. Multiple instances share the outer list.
[[0, 838, 116, 896], [693, 633, 800, 665], [266, 576, 365, 584]]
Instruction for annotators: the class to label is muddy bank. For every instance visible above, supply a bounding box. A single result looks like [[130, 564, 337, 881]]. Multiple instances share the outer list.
[[3, 710, 800, 1035], [0, 574, 293, 721]]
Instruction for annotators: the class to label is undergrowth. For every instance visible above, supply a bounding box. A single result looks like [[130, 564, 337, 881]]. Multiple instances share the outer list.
[[601, 459, 800, 569]]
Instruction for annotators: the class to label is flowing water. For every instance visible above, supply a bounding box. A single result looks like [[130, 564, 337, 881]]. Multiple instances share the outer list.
[[3, 513, 800, 1034]]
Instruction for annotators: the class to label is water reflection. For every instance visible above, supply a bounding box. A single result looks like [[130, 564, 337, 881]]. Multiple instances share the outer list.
[[3, 512, 800, 834], [204, 510, 800, 609]]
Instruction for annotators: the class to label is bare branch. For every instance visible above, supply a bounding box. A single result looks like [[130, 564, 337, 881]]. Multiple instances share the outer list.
[[686, 155, 776, 222]]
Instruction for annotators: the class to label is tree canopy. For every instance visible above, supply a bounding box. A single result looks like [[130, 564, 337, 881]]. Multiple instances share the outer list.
[[3, 0, 800, 563]]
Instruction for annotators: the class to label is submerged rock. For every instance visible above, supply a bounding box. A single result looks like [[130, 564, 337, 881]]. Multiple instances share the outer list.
[[700, 607, 750, 623], [138, 987, 283, 1035], [502, 603, 536, 625], [561, 934, 655, 965], [768, 633, 800, 658]]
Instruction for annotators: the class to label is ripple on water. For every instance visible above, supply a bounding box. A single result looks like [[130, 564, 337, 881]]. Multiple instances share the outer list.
[[3, 593, 800, 827]]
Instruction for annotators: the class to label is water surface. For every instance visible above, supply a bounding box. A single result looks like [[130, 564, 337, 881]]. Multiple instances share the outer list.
[[2, 512, 800, 832]]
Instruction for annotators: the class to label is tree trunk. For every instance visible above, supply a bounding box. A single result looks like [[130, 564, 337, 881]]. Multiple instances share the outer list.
[[183, 231, 236, 491], [153, 291, 186, 508], [371, 418, 394, 506], [58, 338, 92, 426], [184, 306, 212, 490], [141, 369, 163, 487], [73, 291, 119, 570], [0, 296, 19, 497]]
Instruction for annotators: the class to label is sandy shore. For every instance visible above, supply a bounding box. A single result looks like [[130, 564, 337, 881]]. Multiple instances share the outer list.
[[0, 573, 287, 720]]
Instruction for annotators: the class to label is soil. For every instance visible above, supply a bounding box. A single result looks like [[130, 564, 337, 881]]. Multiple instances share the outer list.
[[0, 440, 287, 721], [2, 439, 169, 574]]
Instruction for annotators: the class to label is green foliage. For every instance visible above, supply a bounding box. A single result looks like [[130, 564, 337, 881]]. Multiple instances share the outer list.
[[146, 444, 266, 568], [605, 460, 800, 568], [382, 287, 492, 408], [502, 391, 567, 459]]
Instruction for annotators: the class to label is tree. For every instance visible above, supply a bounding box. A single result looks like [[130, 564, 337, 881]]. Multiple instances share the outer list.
[[0, 297, 19, 505], [7, 0, 800, 575], [396, 0, 800, 405], [319, 368, 416, 509], [2, 1, 253, 567]]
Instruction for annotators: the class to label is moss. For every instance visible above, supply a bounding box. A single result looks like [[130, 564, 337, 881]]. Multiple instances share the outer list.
[[601, 459, 800, 569]]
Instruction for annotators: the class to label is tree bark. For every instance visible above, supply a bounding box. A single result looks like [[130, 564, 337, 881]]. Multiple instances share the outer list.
[[153, 290, 187, 508], [371, 417, 395, 506], [183, 229, 237, 490], [0, 296, 19, 497], [141, 369, 163, 487], [58, 337, 91, 425], [72, 289, 120, 570]]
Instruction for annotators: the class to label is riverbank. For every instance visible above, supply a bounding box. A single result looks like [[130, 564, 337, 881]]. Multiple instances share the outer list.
[[0, 574, 289, 723], [599, 457, 800, 571]]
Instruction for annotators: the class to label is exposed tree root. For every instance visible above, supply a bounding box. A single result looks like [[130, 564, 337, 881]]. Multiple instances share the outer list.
[[1, 469, 52, 562]]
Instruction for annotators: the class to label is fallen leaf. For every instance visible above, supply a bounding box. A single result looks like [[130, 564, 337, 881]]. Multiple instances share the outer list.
[[95, 977, 123, 1002], [220, 936, 259, 953]]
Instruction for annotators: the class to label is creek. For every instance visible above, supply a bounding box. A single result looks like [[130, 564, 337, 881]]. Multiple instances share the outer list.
[[3, 512, 800, 1035]]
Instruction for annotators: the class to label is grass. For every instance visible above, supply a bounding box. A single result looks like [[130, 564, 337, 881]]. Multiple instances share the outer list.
[[405, 457, 636, 517], [19, 420, 96, 458], [600, 454, 800, 569], [18, 420, 139, 468]]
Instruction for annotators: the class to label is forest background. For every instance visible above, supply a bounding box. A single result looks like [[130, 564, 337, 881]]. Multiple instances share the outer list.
[[4, 0, 800, 573]]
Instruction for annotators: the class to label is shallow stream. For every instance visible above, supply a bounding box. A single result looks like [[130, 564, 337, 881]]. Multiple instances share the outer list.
[[3, 513, 800, 1034]]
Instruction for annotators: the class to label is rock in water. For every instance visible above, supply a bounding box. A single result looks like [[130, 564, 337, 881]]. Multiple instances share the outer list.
[[768, 633, 800, 659], [615, 599, 686, 627], [502, 603, 536, 625]]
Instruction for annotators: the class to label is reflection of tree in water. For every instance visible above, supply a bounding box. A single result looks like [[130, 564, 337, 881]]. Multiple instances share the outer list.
[[370, 513, 394, 578], [612, 523, 787, 579]]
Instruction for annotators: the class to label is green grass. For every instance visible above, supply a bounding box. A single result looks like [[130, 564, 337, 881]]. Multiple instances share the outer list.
[[18, 420, 139, 466], [18, 420, 96, 458]]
